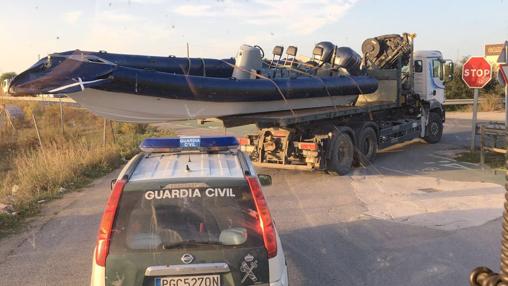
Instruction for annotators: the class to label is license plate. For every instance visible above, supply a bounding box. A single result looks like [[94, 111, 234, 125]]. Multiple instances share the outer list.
[[155, 274, 220, 286]]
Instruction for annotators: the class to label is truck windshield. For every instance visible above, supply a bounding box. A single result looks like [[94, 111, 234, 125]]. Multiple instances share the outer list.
[[109, 184, 264, 252]]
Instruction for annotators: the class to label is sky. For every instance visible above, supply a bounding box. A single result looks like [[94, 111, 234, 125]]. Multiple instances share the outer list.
[[0, 0, 507, 74]]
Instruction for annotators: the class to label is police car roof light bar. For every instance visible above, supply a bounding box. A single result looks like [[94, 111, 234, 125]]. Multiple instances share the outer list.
[[140, 136, 239, 153]]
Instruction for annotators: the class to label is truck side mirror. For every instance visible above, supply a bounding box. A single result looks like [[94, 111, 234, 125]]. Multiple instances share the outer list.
[[258, 174, 272, 186], [444, 60, 454, 82]]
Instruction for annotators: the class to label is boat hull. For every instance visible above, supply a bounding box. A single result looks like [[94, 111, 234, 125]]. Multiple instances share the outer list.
[[68, 88, 359, 123]]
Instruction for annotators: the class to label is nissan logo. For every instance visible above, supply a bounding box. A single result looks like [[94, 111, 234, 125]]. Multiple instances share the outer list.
[[181, 253, 194, 264]]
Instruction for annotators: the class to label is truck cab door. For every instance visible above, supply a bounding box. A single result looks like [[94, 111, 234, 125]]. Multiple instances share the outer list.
[[429, 58, 446, 104]]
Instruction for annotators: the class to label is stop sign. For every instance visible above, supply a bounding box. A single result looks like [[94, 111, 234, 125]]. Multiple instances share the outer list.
[[462, 56, 492, 88]]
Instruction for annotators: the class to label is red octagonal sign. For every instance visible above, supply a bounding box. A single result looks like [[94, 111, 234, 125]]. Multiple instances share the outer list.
[[462, 56, 492, 88]]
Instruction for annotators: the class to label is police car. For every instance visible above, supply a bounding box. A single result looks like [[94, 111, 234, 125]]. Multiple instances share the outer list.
[[90, 136, 288, 286]]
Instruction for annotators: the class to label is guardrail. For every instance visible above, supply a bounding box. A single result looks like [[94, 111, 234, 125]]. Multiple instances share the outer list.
[[444, 98, 504, 105]]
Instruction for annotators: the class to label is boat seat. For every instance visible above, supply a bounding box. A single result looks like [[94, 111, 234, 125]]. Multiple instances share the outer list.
[[270, 45, 284, 67], [283, 46, 298, 67], [270, 45, 284, 78], [306, 46, 324, 75]]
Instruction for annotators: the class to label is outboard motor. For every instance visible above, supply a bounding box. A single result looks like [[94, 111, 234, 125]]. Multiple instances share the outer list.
[[333, 47, 362, 76], [232, 45, 262, 79], [313, 41, 336, 65]]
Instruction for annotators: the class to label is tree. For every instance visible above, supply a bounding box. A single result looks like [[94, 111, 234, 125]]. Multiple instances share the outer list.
[[0, 72, 16, 82], [445, 57, 472, 99], [445, 57, 503, 99]]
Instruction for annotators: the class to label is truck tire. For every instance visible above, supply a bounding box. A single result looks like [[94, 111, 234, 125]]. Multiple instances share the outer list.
[[354, 127, 378, 166], [423, 111, 443, 144], [327, 130, 354, 175]]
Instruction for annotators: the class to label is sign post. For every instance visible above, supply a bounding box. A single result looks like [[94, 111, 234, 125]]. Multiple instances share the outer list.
[[471, 88, 479, 151], [461, 56, 492, 152], [499, 43, 508, 138]]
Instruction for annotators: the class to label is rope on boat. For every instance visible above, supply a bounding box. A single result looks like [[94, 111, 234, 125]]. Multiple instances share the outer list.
[[47, 78, 105, 93], [284, 67, 338, 111], [219, 59, 296, 117], [200, 58, 207, 77], [186, 57, 191, 75]]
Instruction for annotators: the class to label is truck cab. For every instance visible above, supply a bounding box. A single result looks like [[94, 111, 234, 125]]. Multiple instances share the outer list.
[[413, 50, 453, 104]]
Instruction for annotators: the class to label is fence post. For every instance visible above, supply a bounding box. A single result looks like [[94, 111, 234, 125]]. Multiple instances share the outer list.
[[109, 120, 116, 144], [32, 114, 43, 150], [59, 98, 64, 135], [103, 119, 107, 147]]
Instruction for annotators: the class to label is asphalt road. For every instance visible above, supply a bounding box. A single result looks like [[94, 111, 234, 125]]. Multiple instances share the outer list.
[[0, 112, 506, 286]]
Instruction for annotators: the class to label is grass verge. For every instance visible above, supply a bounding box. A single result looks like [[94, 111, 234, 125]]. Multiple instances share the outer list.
[[455, 151, 506, 170], [0, 99, 173, 236]]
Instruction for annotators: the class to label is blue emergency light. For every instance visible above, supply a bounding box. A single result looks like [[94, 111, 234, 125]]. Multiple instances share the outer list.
[[140, 136, 239, 153]]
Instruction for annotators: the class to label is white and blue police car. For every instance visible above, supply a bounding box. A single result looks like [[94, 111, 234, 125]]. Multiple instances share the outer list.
[[90, 136, 288, 286]]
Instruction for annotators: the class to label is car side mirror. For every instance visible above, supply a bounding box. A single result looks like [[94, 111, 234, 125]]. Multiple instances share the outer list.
[[219, 227, 247, 246], [258, 174, 272, 186], [110, 179, 117, 190]]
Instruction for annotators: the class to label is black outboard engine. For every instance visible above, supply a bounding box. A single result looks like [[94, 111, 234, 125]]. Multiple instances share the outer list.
[[310, 42, 363, 76], [313, 41, 336, 65], [333, 47, 362, 76]]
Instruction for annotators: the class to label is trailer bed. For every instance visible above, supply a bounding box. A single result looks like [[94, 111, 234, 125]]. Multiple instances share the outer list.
[[220, 101, 397, 127]]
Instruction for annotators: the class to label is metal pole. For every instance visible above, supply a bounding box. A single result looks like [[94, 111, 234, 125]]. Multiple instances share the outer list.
[[502, 46, 508, 282], [506, 84, 508, 130], [32, 114, 43, 150], [505, 44, 508, 134], [103, 119, 107, 147], [471, 88, 479, 152], [59, 98, 64, 135]]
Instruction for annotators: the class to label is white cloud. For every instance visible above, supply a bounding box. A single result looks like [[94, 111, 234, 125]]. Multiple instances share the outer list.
[[128, 0, 165, 3], [97, 10, 138, 23], [172, 0, 358, 35], [174, 4, 213, 17], [63, 10, 83, 25]]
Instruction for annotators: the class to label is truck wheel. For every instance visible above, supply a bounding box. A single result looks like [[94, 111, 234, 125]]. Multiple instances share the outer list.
[[354, 127, 377, 166], [424, 111, 443, 144], [327, 130, 354, 175]]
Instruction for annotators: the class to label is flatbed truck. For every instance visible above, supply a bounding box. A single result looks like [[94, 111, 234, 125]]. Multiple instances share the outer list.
[[219, 34, 454, 175]]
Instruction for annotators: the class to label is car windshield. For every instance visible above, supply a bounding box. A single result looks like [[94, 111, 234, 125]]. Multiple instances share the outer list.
[[109, 183, 263, 252]]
